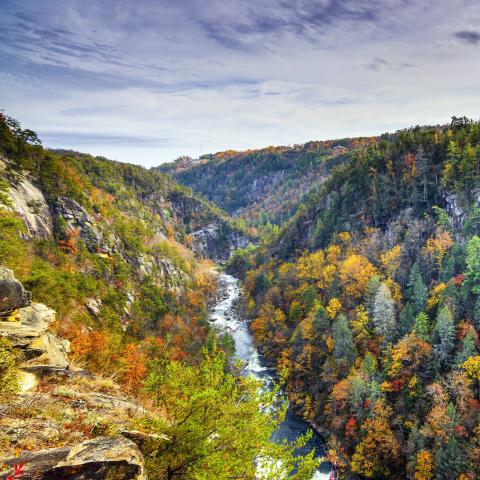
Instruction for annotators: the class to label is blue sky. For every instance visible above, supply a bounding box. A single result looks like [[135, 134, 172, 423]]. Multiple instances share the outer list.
[[0, 0, 479, 166]]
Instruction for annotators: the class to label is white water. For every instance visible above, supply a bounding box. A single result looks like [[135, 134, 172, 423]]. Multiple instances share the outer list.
[[209, 273, 331, 480]]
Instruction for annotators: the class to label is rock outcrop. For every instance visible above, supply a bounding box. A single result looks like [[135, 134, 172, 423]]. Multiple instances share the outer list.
[[0, 437, 146, 480], [0, 268, 31, 315], [0, 156, 53, 240], [0, 268, 70, 368], [55, 196, 106, 253], [191, 221, 250, 261]]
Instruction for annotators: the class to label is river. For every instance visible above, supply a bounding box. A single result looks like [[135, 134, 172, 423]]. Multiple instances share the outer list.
[[209, 273, 331, 479]]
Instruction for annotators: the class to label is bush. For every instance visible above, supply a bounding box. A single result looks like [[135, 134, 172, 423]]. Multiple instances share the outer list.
[[0, 338, 18, 394]]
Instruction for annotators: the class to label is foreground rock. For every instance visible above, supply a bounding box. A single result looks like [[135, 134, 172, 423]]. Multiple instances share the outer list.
[[0, 437, 146, 480], [0, 267, 31, 315], [0, 268, 70, 369]]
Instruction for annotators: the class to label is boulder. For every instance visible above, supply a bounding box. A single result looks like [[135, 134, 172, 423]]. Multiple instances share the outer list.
[[0, 267, 32, 315], [0, 302, 70, 368], [0, 303, 56, 346], [43, 436, 146, 480], [0, 437, 146, 480]]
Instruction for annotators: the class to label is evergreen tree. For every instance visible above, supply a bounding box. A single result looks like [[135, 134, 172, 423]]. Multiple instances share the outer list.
[[431, 307, 456, 371], [407, 263, 428, 315], [373, 283, 396, 343], [364, 275, 381, 318], [434, 437, 464, 480], [413, 312, 430, 341], [332, 313, 356, 366], [454, 329, 477, 367], [399, 302, 416, 336]]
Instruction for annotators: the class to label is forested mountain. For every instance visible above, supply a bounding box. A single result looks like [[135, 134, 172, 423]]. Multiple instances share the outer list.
[[0, 113, 316, 480], [159, 138, 376, 227], [228, 117, 480, 479]]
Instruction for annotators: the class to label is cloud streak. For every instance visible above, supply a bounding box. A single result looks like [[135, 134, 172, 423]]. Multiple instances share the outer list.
[[0, 0, 479, 166]]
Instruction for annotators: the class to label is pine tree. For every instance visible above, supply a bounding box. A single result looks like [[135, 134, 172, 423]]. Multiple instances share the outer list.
[[332, 313, 356, 366], [373, 283, 396, 343], [454, 329, 477, 367], [431, 307, 455, 371], [399, 303, 416, 336], [413, 312, 430, 341], [434, 437, 464, 480], [364, 275, 381, 318], [407, 263, 428, 315]]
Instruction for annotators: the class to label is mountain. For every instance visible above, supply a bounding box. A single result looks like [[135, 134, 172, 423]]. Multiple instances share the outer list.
[[228, 116, 480, 479], [0, 114, 319, 480], [159, 137, 376, 227]]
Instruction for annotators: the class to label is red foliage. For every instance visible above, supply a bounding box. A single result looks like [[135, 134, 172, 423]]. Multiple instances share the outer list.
[[345, 417, 358, 438], [7, 462, 25, 480]]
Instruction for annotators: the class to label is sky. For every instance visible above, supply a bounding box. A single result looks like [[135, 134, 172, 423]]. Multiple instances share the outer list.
[[0, 0, 479, 167]]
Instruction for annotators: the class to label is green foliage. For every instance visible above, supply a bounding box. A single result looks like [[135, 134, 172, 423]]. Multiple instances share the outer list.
[[431, 307, 455, 371], [413, 312, 430, 341], [141, 348, 319, 480], [0, 338, 18, 394], [332, 313, 356, 366]]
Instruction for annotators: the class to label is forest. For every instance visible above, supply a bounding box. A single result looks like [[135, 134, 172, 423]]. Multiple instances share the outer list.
[[225, 117, 480, 479]]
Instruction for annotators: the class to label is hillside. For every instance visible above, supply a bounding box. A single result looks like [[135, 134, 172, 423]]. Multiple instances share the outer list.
[[159, 138, 376, 227], [0, 113, 317, 480], [229, 117, 480, 479]]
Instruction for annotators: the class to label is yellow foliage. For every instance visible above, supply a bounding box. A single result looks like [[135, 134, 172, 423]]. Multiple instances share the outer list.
[[414, 450, 433, 480], [326, 335, 334, 353], [461, 355, 480, 381], [338, 231, 352, 245], [297, 250, 325, 281], [326, 298, 342, 319], [380, 245, 402, 278], [422, 229, 453, 267], [385, 278, 403, 303], [381, 381, 394, 392], [326, 244, 342, 264], [339, 254, 378, 298], [427, 282, 446, 310], [351, 304, 369, 335]]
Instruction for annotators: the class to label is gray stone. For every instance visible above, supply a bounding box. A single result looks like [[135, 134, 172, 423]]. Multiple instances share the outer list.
[[0, 267, 32, 315]]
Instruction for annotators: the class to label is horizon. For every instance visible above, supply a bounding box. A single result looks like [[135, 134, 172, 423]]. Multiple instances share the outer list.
[[1, 0, 479, 167]]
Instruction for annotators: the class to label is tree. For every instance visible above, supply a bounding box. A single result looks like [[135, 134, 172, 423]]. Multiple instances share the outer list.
[[413, 312, 430, 341], [350, 401, 401, 478], [332, 314, 356, 366], [434, 437, 464, 480], [431, 307, 455, 371], [407, 264, 428, 315], [414, 450, 433, 480], [454, 329, 477, 367], [141, 348, 319, 480], [364, 275, 381, 318], [339, 254, 378, 299], [373, 283, 396, 343]]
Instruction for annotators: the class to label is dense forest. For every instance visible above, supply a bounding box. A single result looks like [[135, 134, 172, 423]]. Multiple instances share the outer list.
[[160, 137, 376, 229], [225, 117, 480, 479]]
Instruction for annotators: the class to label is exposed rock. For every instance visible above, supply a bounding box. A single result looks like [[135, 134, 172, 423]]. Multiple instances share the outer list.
[[191, 220, 250, 261], [85, 298, 102, 318], [8, 176, 53, 239], [23, 332, 71, 368], [0, 437, 146, 480], [43, 436, 146, 480], [0, 303, 55, 345], [0, 267, 32, 315], [0, 300, 70, 368], [55, 196, 106, 253]]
